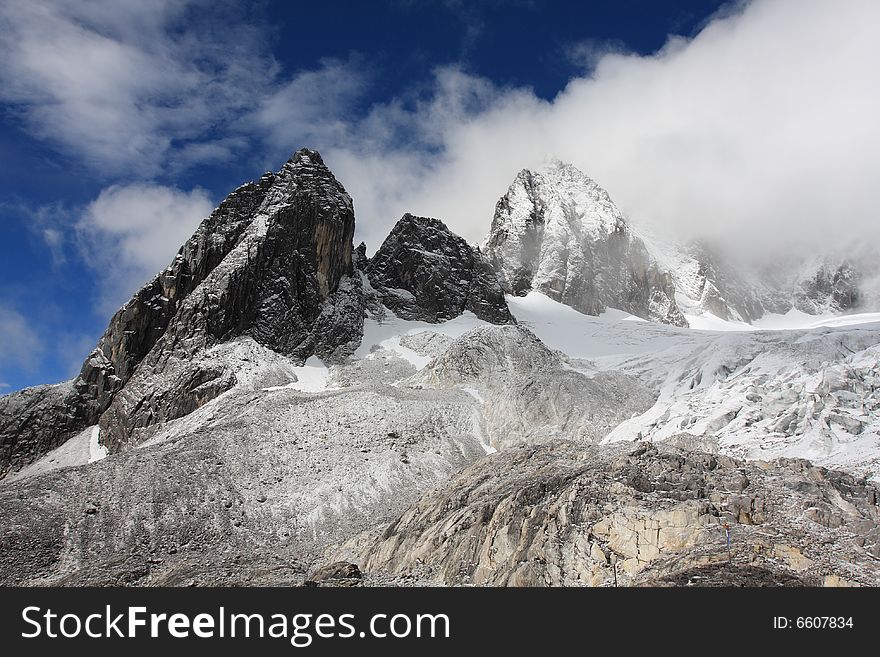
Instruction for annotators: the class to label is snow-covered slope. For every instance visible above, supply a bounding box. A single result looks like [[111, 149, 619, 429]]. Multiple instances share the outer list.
[[508, 291, 880, 480]]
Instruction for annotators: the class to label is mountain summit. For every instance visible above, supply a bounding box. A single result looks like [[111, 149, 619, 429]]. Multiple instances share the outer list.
[[0, 149, 365, 472], [483, 160, 687, 326], [483, 159, 865, 327], [365, 213, 513, 324]]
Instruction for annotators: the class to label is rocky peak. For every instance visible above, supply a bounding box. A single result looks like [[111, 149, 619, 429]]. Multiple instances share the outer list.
[[288, 147, 324, 166], [668, 239, 865, 324], [365, 213, 513, 324], [1, 148, 365, 473], [484, 160, 687, 326]]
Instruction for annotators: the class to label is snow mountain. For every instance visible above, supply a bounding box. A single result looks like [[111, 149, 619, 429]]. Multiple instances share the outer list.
[[483, 159, 863, 328], [1, 149, 878, 587], [483, 159, 687, 326]]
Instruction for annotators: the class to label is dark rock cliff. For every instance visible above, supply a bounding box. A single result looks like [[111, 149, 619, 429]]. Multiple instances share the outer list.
[[0, 149, 364, 474], [365, 213, 513, 324]]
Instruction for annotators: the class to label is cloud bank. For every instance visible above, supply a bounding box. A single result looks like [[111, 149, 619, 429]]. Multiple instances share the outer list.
[[0, 0, 273, 176], [311, 0, 880, 263]]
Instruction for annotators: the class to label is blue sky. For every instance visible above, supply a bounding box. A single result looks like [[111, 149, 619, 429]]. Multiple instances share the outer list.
[[1, 0, 879, 393]]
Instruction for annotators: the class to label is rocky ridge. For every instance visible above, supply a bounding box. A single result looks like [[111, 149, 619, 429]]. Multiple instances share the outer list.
[[338, 441, 880, 587], [484, 159, 863, 326]]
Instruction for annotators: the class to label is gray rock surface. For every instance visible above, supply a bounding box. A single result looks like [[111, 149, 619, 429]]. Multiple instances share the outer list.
[[795, 261, 859, 314], [0, 342, 488, 585], [411, 325, 655, 449], [366, 214, 513, 324], [342, 441, 880, 587]]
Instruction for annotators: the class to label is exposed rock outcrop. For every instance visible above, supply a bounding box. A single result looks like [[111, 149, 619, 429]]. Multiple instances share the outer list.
[[795, 261, 859, 314], [677, 243, 862, 323], [366, 214, 513, 324], [411, 325, 655, 449], [306, 561, 362, 586], [345, 442, 880, 586]]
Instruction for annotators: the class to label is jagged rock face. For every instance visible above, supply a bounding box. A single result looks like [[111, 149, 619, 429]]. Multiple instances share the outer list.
[[347, 442, 880, 586], [98, 149, 363, 450], [795, 261, 859, 314], [0, 178, 275, 478], [0, 383, 88, 479], [683, 242, 768, 322], [0, 149, 365, 470], [366, 214, 513, 324], [483, 162, 687, 326]]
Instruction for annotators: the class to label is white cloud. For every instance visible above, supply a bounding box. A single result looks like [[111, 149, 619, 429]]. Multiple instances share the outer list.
[[8, 0, 880, 309], [0, 0, 273, 176], [0, 1, 380, 181], [314, 0, 880, 270], [76, 184, 214, 313], [0, 306, 43, 372], [253, 57, 371, 158]]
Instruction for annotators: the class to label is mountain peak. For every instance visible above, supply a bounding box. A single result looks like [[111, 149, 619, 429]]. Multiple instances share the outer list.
[[484, 164, 687, 326], [287, 147, 325, 166], [0, 149, 365, 473], [365, 213, 513, 324], [535, 154, 583, 175]]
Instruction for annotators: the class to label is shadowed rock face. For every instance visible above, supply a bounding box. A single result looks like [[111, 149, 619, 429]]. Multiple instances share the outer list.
[[0, 149, 364, 473], [366, 214, 514, 324], [0, 177, 274, 478], [483, 163, 687, 327]]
